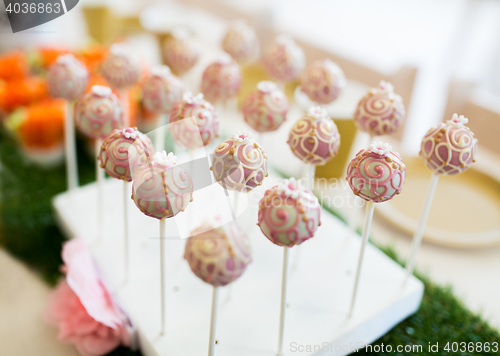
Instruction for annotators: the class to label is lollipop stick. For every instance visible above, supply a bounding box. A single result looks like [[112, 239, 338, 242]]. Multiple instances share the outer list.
[[120, 89, 130, 126], [155, 114, 167, 152], [64, 101, 79, 191], [348, 200, 375, 316], [159, 218, 166, 335], [403, 173, 439, 285], [307, 164, 315, 191], [208, 286, 220, 356], [277, 246, 290, 356], [95, 139, 104, 243], [123, 181, 130, 283], [233, 191, 240, 219]]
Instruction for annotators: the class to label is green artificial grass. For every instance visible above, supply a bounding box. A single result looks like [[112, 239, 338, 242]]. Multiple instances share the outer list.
[[1, 131, 499, 356]]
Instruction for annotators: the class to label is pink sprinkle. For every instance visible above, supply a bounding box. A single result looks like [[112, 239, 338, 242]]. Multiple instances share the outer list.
[[239, 134, 246, 139]]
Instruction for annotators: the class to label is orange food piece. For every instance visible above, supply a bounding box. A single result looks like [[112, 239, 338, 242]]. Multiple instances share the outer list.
[[0, 51, 28, 81], [18, 99, 66, 148], [38, 47, 70, 68], [0, 76, 49, 112], [77, 45, 106, 74]]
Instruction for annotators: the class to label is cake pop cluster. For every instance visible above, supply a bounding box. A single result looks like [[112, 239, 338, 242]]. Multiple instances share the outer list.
[[420, 114, 477, 176], [47, 54, 89, 101], [242, 81, 289, 133], [75, 85, 124, 139], [132, 151, 194, 220], [288, 106, 340, 165], [346, 142, 406, 203], [211, 131, 268, 192], [184, 221, 252, 287], [258, 177, 321, 247], [354, 81, 405, 137], [98, 127, 154, 181]]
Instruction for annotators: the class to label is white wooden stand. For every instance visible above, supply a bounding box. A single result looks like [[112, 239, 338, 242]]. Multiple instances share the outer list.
[[52, 176, 423, 356]]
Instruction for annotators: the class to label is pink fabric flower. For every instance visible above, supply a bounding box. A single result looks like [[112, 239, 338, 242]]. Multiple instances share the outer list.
[[45, 239, 131, 356]]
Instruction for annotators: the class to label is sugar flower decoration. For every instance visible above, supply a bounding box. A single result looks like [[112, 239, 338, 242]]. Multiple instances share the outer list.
[[447, 113, 469, 127], [257, 81, 278, 93], [150, 65, 171, 78], [45, 239, 132, 356], [183, 92, 204, 105], [91, 85, 112, 97], [110, 42, 133, 56], [368, 141, 392, 156], [122, 128, 139, 140], [307, 106, 329, 120], [153, 150, 178, 167], [231, 130, 254, 144]]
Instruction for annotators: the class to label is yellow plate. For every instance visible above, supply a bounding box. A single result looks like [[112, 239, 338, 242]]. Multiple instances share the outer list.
[[376, 156, 500, 248]]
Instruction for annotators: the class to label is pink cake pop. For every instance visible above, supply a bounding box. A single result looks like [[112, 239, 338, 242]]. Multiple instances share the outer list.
[[242, 81, 289, 133], [141, 65, 185, 114], [300, 59, 346, 105], [132, 151, 194, 220], [163, 29, 200, 76], [101, 43, 140, 90], [211, 131, 268, 192], [346, 142, 406, 203], [420, 114, 477, 176], [258, 177, 321, 247], [221, 20, 258, 64], [169, 92, 219, 149], [47, 54, 89, 101], [184, 220, 252, 286], [74, 85, 124, 139], [262, 35, 305, 83], [287, 106, 340, 165], [98, 127, 154, 181], [200, 54, 242, 104], [354, 81, 405, 137]]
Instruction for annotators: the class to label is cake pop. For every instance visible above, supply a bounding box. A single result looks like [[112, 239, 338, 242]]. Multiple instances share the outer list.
[[354, 81, 405, 137], [211, 131, 268, 192], [262, 35, 305, 83], [404, 114, 477, 285], [184, 221, 252, 286], [221, 20, 258, 64], [300, 59, 346, 105], [185, 219, 252, 356], [47, 54, 89, 101], [98, 127, 154, 181], [258, 177, 321, 247], [346, 141, 405, 316], [101, 43, 140, 90], [74, 85, 124, 139], [141, 65, 185, 114], [163, 29, 200, 76], [169, 92, 219, 149], [200, 54, 242, 104], [288, 106, 340, 165], [242, 81, 289, 133], [132, 151, 194, 220], [346, 142, 406, 203], [419, 114, 477, 176]]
